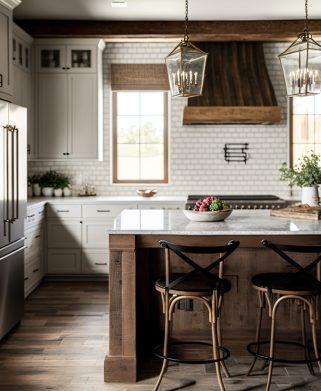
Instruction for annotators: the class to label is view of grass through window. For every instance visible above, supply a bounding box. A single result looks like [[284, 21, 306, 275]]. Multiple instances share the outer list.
[[113, 91, 168, 183]]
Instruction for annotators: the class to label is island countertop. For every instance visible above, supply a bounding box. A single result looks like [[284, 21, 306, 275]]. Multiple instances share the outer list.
[[110, 209, 321, 235]]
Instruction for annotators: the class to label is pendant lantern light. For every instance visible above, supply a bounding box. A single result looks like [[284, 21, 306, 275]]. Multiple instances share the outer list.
[[165, 0, 208, 98], [279, 0, 321, 97]]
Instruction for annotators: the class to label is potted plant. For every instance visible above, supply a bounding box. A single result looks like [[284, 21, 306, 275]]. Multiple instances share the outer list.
[[279, 153, 321, 206], [28, 174, 42, 196], [53, 172, 70, 197], [39, 170, 58, 196]]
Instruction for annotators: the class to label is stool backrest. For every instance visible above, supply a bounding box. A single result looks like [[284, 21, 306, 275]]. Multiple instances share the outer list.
[[261, 239, 321, 285], [159, 240, 240, 290]]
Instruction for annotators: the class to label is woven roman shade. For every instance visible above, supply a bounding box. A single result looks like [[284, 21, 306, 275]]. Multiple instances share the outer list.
[[111, 64, 169, 91]]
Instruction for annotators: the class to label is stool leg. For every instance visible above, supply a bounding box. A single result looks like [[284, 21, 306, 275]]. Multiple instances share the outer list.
[[300, 303, 315, 376], [212, 292, 226, 391], [217, 306, 230, 378], [248, 291, 264, 376], [265, 297, 280, 391], [154, 291, 170, 391], [309, 298, 321, 373]]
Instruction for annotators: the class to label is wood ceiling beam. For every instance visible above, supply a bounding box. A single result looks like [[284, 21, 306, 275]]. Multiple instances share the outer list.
[[15, 19, 321, 41]]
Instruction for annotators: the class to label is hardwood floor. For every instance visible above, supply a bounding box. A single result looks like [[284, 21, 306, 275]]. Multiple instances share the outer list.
[[0, 282, 320, 390]]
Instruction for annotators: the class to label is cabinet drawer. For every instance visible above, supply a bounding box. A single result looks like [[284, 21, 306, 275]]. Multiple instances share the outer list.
[[47, 204, 81, 218], [82, 204, 128, 218], [24, 257, 43, 296], [25, 227, 43, 263], [82, 250, 108, 274], [26, 206, 45, 227], [47, 249, 81, 274]]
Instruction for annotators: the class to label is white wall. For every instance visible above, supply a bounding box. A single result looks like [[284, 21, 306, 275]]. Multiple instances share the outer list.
[[28, 42, 291, 197]]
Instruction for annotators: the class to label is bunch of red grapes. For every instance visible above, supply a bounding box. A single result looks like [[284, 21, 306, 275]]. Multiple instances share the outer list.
[[193, 196, 214, 212]]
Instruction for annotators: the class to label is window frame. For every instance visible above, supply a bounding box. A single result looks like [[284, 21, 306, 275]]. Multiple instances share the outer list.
[[112, 90, 169, 184]]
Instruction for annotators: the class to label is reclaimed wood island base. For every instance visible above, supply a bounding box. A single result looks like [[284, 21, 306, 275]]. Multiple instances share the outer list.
[[104, 209, 321, 383]]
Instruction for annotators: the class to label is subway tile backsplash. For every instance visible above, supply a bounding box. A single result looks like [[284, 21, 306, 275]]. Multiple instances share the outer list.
[[28, 42, 291, 198]]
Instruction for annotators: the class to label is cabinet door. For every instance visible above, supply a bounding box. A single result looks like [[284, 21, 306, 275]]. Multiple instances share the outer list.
[[0, 6, 12, 100], [37, 73, 68, 158], [82, 220, 111, 249], [47, 249, 81, 274], [67, 45, 97, 73], [36, 45, 66, 72], [47, 220, 82, 249], [68, 74, 98, 159]]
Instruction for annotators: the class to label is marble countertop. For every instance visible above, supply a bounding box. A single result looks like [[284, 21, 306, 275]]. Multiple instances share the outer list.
[[109, 209, 321, 235], [27, 195, 187, 208]]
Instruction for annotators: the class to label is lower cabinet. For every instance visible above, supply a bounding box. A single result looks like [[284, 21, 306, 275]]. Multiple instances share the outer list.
[[82, 250, 108, 274], [47, 249, 81, 274], [24, 204, 45, 297], [45, 200, 184, 277]]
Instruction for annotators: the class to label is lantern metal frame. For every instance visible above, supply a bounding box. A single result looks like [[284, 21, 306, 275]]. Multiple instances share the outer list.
[[165, 0, 208, 98], [279, 0, 321, 97]]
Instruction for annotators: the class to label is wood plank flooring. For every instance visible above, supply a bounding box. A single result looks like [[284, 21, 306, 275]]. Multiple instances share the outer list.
[[0, 282, 320, 390]]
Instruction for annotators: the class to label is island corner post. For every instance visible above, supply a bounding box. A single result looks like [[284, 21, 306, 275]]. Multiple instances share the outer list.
[[104, 232, 321, 383]]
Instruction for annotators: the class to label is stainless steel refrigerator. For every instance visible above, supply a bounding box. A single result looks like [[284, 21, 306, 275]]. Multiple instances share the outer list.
[[0, 101, 27, 340]]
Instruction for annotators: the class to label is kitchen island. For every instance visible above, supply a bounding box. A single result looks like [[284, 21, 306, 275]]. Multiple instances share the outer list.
[[104, 209, 321, 382]]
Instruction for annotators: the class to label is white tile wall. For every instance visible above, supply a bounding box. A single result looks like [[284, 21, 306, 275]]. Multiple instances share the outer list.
[[28, 42, 292, 198]]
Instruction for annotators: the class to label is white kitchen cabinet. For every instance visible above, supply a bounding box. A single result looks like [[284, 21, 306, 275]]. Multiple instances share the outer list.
[[34, 39, 104, 160], [24, 203, 45, 297], [0, 0, 20, 101], [12, 23, 34, 158], [47, 220, 82, 249], [36, 43, 97, 73], [47, 249, 81, 274], [82, 250, 108, 274]]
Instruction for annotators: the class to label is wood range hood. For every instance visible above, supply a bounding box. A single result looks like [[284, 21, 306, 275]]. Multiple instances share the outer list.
[[183, 42, 281, 125]]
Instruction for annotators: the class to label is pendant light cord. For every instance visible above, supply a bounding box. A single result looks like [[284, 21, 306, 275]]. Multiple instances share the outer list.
[[184, 0, 189, 42], [304, 0, 310, 35]]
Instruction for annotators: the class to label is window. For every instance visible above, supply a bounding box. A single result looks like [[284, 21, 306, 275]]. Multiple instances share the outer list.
[[290, 94, 321, 166], [112, 91, 169, 183]]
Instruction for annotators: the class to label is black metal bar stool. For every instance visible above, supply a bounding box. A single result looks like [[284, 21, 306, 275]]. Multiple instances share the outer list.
[[247, 239, 321, 391], [153, 239, 240, 391]]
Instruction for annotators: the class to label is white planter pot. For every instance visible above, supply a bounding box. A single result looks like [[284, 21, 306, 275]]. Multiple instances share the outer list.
[[32, 183, 41, 197], [63, 186, 72, 197], [301, 186, 319, 206], [54, 188, 63, 197], [42, 187, 54, 197]]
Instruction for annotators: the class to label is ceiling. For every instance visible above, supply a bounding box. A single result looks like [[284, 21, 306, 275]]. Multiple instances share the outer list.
[[13, 0, 321, 21]]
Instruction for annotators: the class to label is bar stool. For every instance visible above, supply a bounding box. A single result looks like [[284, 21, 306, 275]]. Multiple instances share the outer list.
[[153, 239, 240, 391], [247, 239, 321, 391]]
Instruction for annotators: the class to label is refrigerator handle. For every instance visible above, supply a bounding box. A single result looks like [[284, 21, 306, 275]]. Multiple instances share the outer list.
[[3, 126, 10, 238], [13, 126, 19, 221]]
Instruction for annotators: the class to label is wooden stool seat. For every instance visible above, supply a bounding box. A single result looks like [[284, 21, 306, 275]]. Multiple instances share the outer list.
[[156, 272, 231, 296], [252, 272, 321, 295]]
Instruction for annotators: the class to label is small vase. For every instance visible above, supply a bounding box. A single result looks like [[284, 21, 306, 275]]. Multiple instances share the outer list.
[[301, 186, 319, 206], [33, 183, 41, 197], [63, 186, 72, 197], [42, 187, 54, 197], [54, 188, 63, 197]]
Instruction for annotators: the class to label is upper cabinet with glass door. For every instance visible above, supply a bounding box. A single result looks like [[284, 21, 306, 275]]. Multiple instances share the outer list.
[[36, 42, 97, 73]]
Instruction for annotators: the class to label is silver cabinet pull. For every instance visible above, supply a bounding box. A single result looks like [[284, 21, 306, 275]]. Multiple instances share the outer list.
[[35, 234, 41, 239], [27, 214, 35, 218], [95, 262, 107, 266], [56, 210, 70, 213], [97, 210, 110, 213], [0, 73, 3, 87], [33, 268, 39, 273], [24, 277, 29, 281]]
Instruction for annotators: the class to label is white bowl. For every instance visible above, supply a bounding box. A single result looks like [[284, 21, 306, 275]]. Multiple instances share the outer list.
[[183, 209, 232, 222]]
